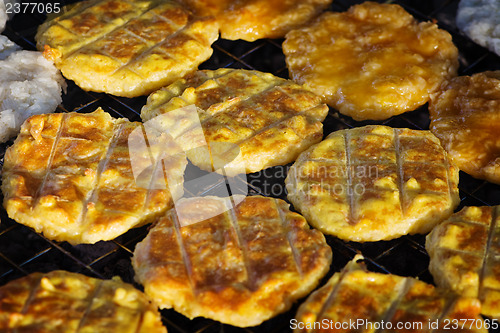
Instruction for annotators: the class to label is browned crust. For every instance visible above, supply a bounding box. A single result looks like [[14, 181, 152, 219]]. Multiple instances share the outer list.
[[141, 68, 329, 175], [132, 195, 332, 327], [35, 0, 219, 97], [285, 125, 460, 242], [426, 205, 500, 319], [429, 71, 500, 185], [0, 270, 167, 332]]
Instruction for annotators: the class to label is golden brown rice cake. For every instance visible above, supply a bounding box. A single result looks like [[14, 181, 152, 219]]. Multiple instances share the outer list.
[[1, 108, 186, 244], [285, 125, 460, 242], [132, 195, 332, 327], [35, 0, 219, 97], [283, 1, 458, 120], [426, 205, 500, 319], [294, 255, 487, 333], [0, 270, 166, 332], [429, 71, 500, 184], [177, 0, 331, 41], [141, 68, 329, 175]]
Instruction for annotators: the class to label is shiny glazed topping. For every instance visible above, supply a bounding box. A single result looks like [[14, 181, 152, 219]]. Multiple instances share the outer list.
[[426, 205, 500, 318], [283, 1, 458, 120], [177, 0, 332, 41]]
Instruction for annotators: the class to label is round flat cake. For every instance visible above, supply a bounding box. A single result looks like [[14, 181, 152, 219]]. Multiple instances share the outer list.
[[141, 68, 329, 175], [1, 108, 186, 244], [285, 125, 460, 242], [177, 0, 331, 41], [456, 0, 500, 56], [35, 0, 219, 97], [132, 195, 332, 327], [283, 1, 458, 120], [426, 205, 500, 319], [429, 71, 500, 184], [0, 270, 166, 332], [294, 255, 487, 333]]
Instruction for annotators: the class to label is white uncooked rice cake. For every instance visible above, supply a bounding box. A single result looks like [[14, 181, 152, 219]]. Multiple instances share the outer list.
[[0, 49, 65, 142], [457, 0, 500, 56]]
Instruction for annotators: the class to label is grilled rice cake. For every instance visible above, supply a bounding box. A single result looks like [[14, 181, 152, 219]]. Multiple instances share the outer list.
[[141, 68, 328, 175], [1, 108, 186, 244], [426, 205, 500, 319], [283, 1, 458, 121], [295, 255, 487, 333], [177, 0, 331, 41], [285, 125, 460, 242], [0, 270, 166, 332], [132, 195, 332, 327], [35, 0, 219, 97], [429, 71, 500, 185]]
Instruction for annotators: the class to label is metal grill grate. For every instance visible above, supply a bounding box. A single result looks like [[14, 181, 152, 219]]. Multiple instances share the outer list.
[[1, 0, 499, 332]]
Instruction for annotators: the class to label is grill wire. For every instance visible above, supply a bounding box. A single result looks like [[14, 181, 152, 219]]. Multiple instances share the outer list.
[[1, 0, 500, 332]]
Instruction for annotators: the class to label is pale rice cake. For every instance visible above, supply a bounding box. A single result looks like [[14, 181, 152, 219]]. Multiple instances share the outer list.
[[283, 1, 459, 121], [426, 205, 500, 319], [429, 71, 500, 185], [35, 0, 219, 97], [1, 108, 187, 244], [285, 125, 460, 242], [141, 68, 328, 175], [132, 195, 332, 327], [457, 0, 500, 56], [0, 270, 166, 332], [294, 255, 487, 333], [177, 0, 332, 41]]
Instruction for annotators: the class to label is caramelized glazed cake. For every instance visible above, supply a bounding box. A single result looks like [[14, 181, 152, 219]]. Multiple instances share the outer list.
[[283, 1, 458, 120], [0, 270, 166, 332], [132, 195, 332, 327], [285, 125, 460, 242], [1, 109, 186, 244], [429, 71, 500, 184], [426, 205, 500, 319], [35, 0, 219, 97]]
